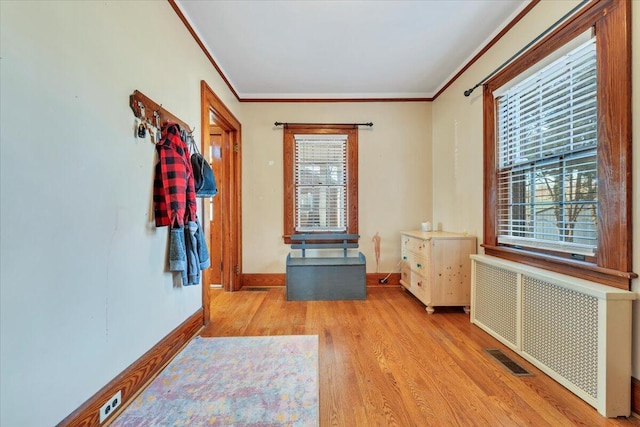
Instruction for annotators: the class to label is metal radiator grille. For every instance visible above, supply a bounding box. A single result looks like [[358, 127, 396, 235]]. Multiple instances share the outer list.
[[522, 276, 599, 399], [474, 263, 518, 346]]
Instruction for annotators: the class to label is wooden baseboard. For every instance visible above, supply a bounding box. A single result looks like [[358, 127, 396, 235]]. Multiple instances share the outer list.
[[241, 273, 285, 287], [57, 308, 204, 427], [632, 377, 640, 416], [366, 273, 400, 287], [241, 273, 401, 289]]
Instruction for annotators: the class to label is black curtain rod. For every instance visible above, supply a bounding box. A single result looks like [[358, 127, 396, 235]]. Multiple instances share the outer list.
[[274, 122, 373, 128], [463, 0, 590, 97]]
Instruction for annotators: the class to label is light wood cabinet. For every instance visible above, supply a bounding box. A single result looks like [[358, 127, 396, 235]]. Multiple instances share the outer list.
[[400, 231, 476, 314]]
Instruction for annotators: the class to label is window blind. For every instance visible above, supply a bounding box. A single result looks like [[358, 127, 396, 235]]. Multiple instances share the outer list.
[[495, 37, 597, 256], [294, 134, 347, 232]]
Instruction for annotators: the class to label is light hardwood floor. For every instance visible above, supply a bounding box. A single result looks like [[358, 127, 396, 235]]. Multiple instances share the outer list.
[[201, 286, 640, 427]]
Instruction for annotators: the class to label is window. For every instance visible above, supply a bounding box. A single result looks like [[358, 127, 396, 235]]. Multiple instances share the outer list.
[[496, 38, 597, 257], [483, 0, 634, 289], [283, 125, 358, 242], [294, 134, 347, 232]]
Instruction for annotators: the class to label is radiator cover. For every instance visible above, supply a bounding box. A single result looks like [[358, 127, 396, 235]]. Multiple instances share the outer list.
[[470, 255, 635, 417]]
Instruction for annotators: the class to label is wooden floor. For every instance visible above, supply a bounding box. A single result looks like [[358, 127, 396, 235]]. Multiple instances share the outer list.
[[201, 286, 640, 427]]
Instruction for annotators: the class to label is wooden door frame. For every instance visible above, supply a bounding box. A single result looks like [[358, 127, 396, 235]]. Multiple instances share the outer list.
[[200, 81, 242, 321]]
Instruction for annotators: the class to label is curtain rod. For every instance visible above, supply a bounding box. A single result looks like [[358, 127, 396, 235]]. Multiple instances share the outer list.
[[274, 122, 373, 128], [463, 0, 590, 97]]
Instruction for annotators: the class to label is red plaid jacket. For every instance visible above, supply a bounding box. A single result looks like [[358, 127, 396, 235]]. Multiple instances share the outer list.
[[153, 123, 197, 227]]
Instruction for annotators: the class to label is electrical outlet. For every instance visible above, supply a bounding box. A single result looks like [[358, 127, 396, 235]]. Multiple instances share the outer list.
[[99, 390, 122, 423]]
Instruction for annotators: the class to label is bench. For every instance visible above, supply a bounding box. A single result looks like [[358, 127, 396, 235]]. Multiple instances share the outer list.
[[286, 233, 366, 301]]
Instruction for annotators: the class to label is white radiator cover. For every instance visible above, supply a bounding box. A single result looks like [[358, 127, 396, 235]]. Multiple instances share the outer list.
[[470, 255, 636, 417]]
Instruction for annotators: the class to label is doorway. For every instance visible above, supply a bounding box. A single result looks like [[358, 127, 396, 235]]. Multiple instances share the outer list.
[[200, 81, 242, 323]]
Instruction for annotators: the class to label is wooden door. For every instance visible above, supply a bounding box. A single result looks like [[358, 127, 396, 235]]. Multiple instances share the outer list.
[[202, 127, 223, 286]]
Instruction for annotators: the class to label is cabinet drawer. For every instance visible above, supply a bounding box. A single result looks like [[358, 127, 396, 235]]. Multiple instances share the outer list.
[[404, 252, 428, 276], [400, 261, 427, 301], [400, 261, 412, 287], [401, 235, 429, 258], [410, 271, 428, 300]]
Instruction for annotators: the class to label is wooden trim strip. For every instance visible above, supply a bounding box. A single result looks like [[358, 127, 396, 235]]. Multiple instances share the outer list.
[[632, 377, 640, 416], [594, 0, 632, 274], [168, 0, 240, 101], [482, 85, 498, 248], [201, 80, 242, 130], [240, 98, 432, 103], [241, 273, 401, 288], [483, 245, 634, 290], [432, 0, 540, 100], [242, 274, 286, 288], [486, 0, 612, 90], [56, 309, 204, 427], [366, 273, 401, 287]]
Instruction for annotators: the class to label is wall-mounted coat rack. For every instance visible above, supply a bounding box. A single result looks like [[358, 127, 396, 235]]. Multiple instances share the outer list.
[[129, 90, 193, 133]]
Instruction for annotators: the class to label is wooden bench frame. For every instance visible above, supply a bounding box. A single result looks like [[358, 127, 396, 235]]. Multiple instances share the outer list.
[[286, 233, 366, 301]]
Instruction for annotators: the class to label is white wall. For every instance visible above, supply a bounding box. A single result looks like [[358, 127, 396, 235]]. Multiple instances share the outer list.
[[240, 102, 432, 274], [432, 0, 640, 377], [0, 1, 241, 426]]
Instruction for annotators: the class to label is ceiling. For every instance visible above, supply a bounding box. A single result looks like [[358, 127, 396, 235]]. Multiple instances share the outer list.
[[174, 0, 530, 101]]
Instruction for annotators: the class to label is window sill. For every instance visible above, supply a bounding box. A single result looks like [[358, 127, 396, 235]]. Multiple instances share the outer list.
[[481, 245, 636, 290]]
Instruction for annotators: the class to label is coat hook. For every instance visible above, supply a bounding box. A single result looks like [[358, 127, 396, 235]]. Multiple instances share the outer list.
[[138, 101, 146, 121]]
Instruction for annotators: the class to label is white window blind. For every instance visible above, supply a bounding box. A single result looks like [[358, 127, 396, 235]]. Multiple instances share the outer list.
[[294, 134, 347, 232], [496, 37, 597, 256]]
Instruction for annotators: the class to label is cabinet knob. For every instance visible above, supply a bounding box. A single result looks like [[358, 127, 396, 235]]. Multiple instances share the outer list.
[[416, 263, 422, 268]]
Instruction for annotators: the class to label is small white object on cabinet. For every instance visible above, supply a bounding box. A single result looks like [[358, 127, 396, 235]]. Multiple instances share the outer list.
[[400, 231, 476, 314]]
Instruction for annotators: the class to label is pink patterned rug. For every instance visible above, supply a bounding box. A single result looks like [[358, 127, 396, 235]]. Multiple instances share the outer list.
[[111, 335, 318, 426]]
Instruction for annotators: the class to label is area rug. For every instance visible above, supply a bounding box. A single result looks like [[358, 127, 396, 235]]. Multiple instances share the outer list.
[[111, 335, 318, 427]]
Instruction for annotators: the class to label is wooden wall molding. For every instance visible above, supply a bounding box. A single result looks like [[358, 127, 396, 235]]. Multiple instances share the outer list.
[[56, 309, 204, 427], [242, 274, 286, 288], [168, 0, 239, 100], [432, 0, 540, 100], [366, 273, 401, 287], [241, 97, 432, 103], [241, 273, 401, 289]]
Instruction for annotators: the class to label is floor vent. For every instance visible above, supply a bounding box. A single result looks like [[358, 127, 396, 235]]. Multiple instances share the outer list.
[[243, 287, 270, 292], [485, 349, 533, 377]]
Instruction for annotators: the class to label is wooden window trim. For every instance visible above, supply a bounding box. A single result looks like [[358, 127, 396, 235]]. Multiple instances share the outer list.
[[482, 0, 635, 290], [283, 125, 358, 244]]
